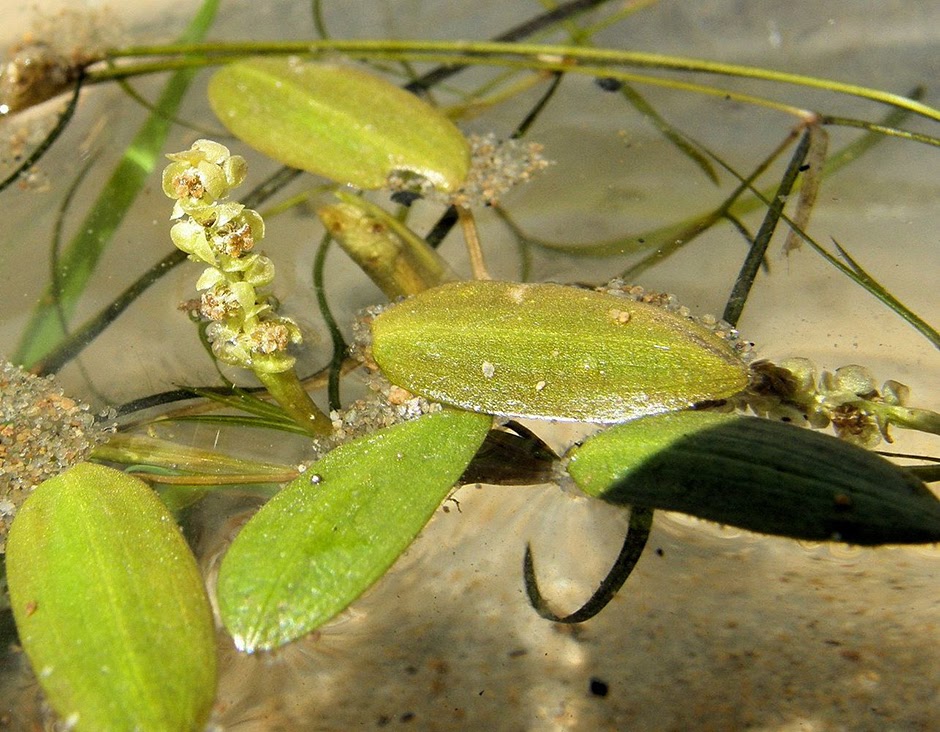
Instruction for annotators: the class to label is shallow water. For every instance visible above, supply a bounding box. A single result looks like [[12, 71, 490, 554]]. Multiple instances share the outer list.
[[1, 1, 938, 730]]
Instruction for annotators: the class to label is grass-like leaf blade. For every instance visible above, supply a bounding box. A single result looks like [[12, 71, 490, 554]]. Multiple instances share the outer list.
[[14, 0, 221, 368]]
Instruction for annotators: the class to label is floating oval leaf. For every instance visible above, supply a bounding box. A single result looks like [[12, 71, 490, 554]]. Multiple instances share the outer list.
[[5, 463, 216, 730], [208, 58, 470, 191], [569, 411, 940, 544], [217, 409, 491, 652], [371, 281, 748, 423]]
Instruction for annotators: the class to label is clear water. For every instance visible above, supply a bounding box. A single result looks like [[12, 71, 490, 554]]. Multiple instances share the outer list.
[[1, 1, 938, 729]]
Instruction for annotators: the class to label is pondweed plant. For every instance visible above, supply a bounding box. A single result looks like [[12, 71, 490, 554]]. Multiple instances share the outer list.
[[1, 0, 939, 727]]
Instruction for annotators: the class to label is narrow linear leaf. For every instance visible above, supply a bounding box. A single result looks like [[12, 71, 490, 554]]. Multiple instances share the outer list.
[[505, 92, 916, 263], [217, 409, 491, 652], [91, 433, 293, 476], [14, 0, 221, 368], [5, 463, 216, 731], [371, 281, 748, 423], [208, 58, 470, 191], [722, 129, 812, 326], [617, 81, 719, 183], [569, 411, 940, 545]]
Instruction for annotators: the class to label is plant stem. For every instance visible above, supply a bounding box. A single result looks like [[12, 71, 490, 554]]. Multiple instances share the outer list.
[[253, 369, 332, 437], [457, 206, 492, 280], [99, 40, 940, 124]]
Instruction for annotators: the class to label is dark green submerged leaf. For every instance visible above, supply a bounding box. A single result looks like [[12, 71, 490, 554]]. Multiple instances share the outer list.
[[569, 411, 940, 545], [217, 409, 491, 652], [371, 281, 748, 423], [5, 463, 216, 730]]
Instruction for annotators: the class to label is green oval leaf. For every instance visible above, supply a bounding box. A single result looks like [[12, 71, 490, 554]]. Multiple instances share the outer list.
[[569, 411, 940, 544], [208, 58, 470, 191], [371, 281, 748, 423], [217, 409, 490, 652], [5, 463, 216, 731]]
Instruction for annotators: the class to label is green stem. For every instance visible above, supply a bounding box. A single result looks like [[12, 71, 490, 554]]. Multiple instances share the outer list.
[[98, 40, 939, 123], [92, 433, 293, 476], [860, 402, 940, 437], [253, 369, 332, 437]]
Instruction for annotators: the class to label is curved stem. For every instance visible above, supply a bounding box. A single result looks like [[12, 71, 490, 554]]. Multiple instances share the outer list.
[[523, 505, 653, 623], [312, 232, 346, 413]]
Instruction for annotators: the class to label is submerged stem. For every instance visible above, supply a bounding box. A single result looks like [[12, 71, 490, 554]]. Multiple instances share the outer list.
[[254, 369, 332, 437], [457, 206, 492, 280], [98, 40, 940, 125], [524, 505, 653, 623]]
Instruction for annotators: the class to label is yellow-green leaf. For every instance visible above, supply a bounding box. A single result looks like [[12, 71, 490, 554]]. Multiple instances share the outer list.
[[318, 190, 456, 298], [371, 281, 748, 422], [5, 463, 216, 731], [569, 411, 940, 544], [208, 58, 470, 191], [217, 409, 490, 652]]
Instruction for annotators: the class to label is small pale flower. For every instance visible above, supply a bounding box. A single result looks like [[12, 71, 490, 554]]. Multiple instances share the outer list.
[[214, 253, 276, 289], [830, 404, 881, 448], [199, 284, 241, 322], [162, 140, 248, 216], [229, 280, 261, 317], [248, 319, 293, 355], [880, 380, 909, 406], [195, 267, 225, 291], [170, 219, 216, 265], [208, 207, 264, 258], [206, 321, 251, 366], [823, 365, 878, 399]]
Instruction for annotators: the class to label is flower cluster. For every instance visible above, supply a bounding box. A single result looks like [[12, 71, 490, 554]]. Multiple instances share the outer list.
[[163, 140, 301, 374], [744, 358, 922, 447]]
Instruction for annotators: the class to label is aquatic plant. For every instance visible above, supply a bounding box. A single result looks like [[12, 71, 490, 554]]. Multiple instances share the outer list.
[[1, 1, 938, 727]]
